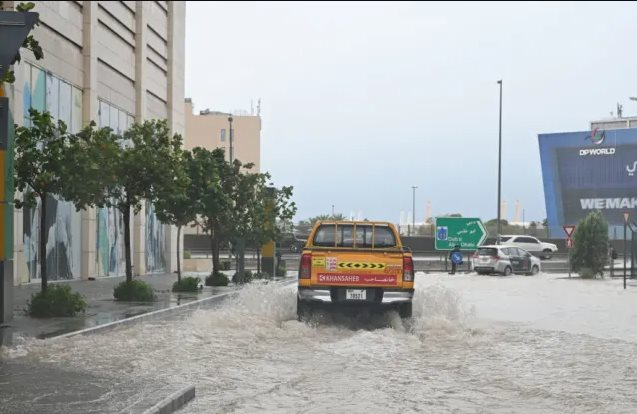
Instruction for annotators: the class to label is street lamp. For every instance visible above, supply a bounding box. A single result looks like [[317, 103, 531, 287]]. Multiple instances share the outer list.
[[227, 115, 234, 163], [496, 80, 503, 244], [410, 186, 418, 236]]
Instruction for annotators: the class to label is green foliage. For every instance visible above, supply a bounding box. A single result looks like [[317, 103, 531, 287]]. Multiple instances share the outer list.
[[1, 2, 43, 85], [183, 250, 192, 259], [571, 211, 609, 278], [113, 280, 156, 302], [253, 272, 270, 280], [172, 276, 201, 292], [220, 260, 231, 270], [14, 109, 76, 290], [233, 270, 254, 284], [206, 271, 229, 287], [276, 261, 287, 277], [28, 284, 87, 317]]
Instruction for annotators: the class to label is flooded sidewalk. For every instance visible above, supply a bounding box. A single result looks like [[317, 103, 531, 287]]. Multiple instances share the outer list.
[[0, 271, 234, 345]]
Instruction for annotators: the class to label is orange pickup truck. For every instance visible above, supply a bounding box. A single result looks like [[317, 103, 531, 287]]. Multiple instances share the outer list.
[[297, 221, 415, 320]]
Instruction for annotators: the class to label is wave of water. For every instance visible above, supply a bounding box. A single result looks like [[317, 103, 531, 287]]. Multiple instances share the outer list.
[[4, 280, 637, 413]]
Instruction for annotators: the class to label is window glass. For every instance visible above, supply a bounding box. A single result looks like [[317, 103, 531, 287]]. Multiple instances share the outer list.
[[313, 225, 335, 247], [373, 226, 396, 248], [336, 225, 354, 247], [220, 129, 226, 142], [355, 225, 373, 248]]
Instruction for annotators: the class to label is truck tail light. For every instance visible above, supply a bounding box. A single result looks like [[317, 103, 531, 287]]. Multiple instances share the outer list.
[[403, 256, 414, 282], [299, 254, 311, 279]]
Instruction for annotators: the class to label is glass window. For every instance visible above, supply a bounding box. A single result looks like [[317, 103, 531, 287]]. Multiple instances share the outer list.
[[336, 225, 354, 247], [118, 109, 127, 136], [59, 80, 72, 127], [476, 247, 498, 256], [355, 225, 373, 248], [46, 73, 59, 119], [30, 66, 46, 112], [99, 100, 110, 128], [313, 224, 335, 247], [71, 87, 82, 133], [220, 129, 226, 142], [373, 225, 396, 248], [500, 236, 512, 242], [109, 104, 119, 133]]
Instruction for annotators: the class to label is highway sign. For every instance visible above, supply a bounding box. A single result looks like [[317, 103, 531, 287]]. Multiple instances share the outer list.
[[562, 225, 576, 238], [434, 217, 488, 251]]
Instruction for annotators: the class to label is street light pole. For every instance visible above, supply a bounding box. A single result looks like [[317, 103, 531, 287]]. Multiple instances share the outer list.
[[228, 115, 234, 163], [331, 204, 335, 217], [411, 186, 418, 237], [496, 80, 503, 244]]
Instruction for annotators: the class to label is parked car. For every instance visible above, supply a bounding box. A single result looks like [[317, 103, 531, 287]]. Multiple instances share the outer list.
[[500, 235, 558, 259], [471, 245, 541, 276], [278, 233, 307, 253]]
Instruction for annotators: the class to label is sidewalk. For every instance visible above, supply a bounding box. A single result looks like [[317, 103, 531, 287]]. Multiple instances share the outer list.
[[1, 271, 233, 346]]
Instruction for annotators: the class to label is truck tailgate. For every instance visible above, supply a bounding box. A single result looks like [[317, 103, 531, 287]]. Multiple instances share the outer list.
[[310, 251, 405, 287]]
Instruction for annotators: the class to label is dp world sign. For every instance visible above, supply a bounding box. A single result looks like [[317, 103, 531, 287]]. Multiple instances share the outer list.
[[435, 217, 488, 251]]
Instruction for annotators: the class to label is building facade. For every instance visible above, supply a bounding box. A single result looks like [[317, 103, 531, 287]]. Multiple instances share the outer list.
[[184, 98, 261, 171], [3, 1, 185, 285], [539, 119, 637, 239]]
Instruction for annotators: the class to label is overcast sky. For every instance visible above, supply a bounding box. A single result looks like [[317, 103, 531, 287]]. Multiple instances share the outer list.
[[185, 1, 637, 223]]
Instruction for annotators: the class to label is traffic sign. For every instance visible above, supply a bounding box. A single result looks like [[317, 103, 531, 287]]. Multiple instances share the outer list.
[[434, 217, 488, 251], [562, 225, 576, 238], [623, 212, 631, 224]]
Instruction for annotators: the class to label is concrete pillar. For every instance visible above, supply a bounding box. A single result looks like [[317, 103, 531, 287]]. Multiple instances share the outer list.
[[81, 1, 98, 279]]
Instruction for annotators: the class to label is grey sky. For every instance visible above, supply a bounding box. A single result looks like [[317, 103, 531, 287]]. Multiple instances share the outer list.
[[185, 1, 637, 223]]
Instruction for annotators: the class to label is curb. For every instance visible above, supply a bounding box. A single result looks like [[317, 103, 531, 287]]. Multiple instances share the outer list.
[[50, 278, 297, 341], [142, 385, 196, 414]]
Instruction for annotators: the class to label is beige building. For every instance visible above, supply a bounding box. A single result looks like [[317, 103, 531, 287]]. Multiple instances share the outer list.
[[185, 98, 261, 172], [3, 1, 185, 285]]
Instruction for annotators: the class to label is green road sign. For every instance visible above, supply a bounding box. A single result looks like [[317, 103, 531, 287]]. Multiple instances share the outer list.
[[434, 217, 488, 250]]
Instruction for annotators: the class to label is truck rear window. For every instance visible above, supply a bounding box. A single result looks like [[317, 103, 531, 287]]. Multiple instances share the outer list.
[[373, 226, 396, 248], [312, 224, 397, 248]]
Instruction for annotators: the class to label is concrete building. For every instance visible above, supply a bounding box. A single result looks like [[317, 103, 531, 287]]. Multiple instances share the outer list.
[[185, 98, 261, 172], [591, 116, 637, 130], [2, 1, 185, 285]]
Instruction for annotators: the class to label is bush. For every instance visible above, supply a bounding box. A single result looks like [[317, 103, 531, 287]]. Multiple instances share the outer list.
[[113, 280, 156, 302], [183, 250, 191, 259], [253, 272, 271, 280], [579, 267, 597, 279], [206, 271, 229, 286], [29, 284, 87, 317], [220, 261, 231, 271], [276, 260, 287, 277], [172, 276, 201, 292], [571, 210, 609, 278], [232, 270, 253, 284]]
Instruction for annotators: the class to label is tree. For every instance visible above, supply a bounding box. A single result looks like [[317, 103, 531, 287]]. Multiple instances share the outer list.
[[189, 147, 227, 275], [571, 210, 609, 278], [14, 109, 72, 291], [154, 146, 193, 283], [72, 119, 181, 282]]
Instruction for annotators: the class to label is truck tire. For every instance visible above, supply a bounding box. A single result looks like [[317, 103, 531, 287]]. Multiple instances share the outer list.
[[399, 302, 412, 319], [297, 298, 310, 321]]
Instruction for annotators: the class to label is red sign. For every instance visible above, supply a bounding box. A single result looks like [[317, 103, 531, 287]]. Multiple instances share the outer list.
[[563, 225, 576, 238], [567, 238, 573, 248], [317, 273, 398, 285]]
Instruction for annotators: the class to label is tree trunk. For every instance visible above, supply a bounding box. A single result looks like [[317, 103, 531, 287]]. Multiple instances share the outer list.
[[123, 203, 133, 282], [237, 239, 245, 283], [39, 194, 48, 291], [211, 232, 220, 274], [177, 225, 182, 283]]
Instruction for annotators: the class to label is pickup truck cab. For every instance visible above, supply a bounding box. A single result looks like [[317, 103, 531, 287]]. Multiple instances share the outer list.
[[297, 221, 415, 320]]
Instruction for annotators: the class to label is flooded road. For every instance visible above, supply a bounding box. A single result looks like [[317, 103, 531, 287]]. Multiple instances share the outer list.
[[3, 274, 637, 413]]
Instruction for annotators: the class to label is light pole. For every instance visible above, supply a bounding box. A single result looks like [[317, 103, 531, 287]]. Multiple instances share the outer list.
[[331, 204, 335, 217], [228, 115, 234, 163], [410, 186, 418, 236], [496, 80, 503, 244]]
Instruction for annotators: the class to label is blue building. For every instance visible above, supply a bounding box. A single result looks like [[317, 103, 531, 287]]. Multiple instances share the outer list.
[[538, 120, 637, 239]]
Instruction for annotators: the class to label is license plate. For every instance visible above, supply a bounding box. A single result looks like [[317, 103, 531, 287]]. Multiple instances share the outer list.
[[346, 289, 366, 300]]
